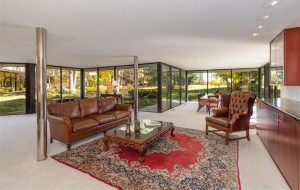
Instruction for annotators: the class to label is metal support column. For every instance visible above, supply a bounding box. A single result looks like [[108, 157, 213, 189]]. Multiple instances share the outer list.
[[134, 56, 139, 121], [36, 27, 47, 161]]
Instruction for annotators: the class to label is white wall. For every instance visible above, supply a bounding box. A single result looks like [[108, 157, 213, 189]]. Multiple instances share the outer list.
[[280, 86, 300, 101]]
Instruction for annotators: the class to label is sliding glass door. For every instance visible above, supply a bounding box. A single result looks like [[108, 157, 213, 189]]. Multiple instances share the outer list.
[[61, 68, 81, 100], [171, 67, 180, 108], [161, 64, 171, 112], [138, 64, 158, 112], [0, 64, 26, 114], [84, 68, 98, 98]]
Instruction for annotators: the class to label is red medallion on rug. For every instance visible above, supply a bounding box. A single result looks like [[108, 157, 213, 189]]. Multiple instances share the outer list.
[[117, 133, 205, 173], [52, 127, 241, 190]]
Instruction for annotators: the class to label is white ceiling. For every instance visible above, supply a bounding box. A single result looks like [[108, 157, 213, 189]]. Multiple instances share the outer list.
[[0, 0, 299, 70]]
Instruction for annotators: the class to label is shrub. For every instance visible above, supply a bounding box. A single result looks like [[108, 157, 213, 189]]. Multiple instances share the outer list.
[[85, 86, 97, 92], [128, 89, 158, 99]]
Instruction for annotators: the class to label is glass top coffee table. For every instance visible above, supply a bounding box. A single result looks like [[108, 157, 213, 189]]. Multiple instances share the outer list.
[[103, 119, 175, 163]]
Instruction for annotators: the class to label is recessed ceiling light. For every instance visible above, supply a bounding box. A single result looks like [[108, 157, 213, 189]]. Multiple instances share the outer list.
[[260, 15, 271, 20], [271, 0, 279, 6], [269, 0, 279, 6], [258, 25, 264, 29], [263, 0, 280, 8], [252, 33, 259, 37]]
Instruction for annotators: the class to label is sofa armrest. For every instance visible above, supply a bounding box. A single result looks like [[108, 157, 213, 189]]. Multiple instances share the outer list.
[[47, 114, 72, 144], [212, 108, 229, 117], [115, 104, 132, 111]]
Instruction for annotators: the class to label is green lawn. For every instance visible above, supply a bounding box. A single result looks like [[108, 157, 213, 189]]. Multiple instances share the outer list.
[[138, 98, 157, 109], [0, 97, 26, 114]]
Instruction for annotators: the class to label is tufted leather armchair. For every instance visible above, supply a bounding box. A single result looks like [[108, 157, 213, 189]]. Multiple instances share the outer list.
[[205, 92, 256, 145]]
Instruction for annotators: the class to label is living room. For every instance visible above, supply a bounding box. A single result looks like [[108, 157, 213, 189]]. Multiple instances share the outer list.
[[1, 0, 300, 189]]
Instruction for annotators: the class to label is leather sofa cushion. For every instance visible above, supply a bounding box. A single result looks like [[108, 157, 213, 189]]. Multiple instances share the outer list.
[[48, 101, 81, 119], [206, 117, 231, 128], [86, 114, 116, 124], [71, 118, 99, 133], [79, 98, 99, 117], [104, 111, 129, 119], [98, 97, 116, 113]]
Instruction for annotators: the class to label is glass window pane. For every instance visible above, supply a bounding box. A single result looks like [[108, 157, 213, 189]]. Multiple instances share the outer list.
[[232, 69, 259, 96], [0, 64, 26, 114], [260, 67, 264, 98], [99, 67, 114, 94], [84, 68, 98, 98], [208, 70, 231, 94], [116, 66, 134, 96], [171, 67, 180, 108], [181, 70, 186, 103], [138, 64, 158, 112], [187, 71, 207, 101], [47, 66, 61, 103], [276, 86, 281, 98], [62, 68, 81, 100], [162, 65, 171, 111]]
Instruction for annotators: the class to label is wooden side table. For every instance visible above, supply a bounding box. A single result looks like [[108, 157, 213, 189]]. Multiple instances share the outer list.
[[100, 94, 123, 103]]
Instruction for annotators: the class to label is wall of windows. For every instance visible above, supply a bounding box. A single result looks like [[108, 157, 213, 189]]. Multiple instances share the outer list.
[[0, 64, 26, 114], [1, 61, 265, 115], [187, 68, 260, 101]]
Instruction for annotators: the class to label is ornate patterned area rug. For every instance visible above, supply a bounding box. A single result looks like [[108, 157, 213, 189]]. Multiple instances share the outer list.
[[52, 127, 241, 190]]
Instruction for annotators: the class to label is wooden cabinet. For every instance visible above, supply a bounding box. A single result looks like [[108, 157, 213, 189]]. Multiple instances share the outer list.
[[257, 101, 278, 162], [298, 121, 300, 190], [278, 113, 298, 190], [257, 100, 300, 190], [270, 27, 300, 86], [256, 101, 268, 146], [267, 106, 279, 163]]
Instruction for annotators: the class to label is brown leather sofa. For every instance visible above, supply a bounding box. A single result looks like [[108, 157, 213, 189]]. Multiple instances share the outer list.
[[47, 97, 131, 150]]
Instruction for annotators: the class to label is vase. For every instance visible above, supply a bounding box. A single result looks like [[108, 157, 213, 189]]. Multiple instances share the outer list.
[[134, 121, 140, 132], [125, 122, 131, 135]]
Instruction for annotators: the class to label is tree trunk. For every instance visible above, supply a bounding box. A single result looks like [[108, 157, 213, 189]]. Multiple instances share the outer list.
[[71, 71, 77, 93], [69, 70, 77, 93]]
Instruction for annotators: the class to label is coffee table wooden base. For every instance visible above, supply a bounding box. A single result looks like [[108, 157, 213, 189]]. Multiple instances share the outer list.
[[103, 124, 175, 163]]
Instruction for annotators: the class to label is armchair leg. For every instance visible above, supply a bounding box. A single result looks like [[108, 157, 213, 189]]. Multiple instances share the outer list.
[[246, 130, 250, 141], [205, 124, 208, 135], [50, 137, 53, 143], [197, 103, 201, 112], [225, 132, 229, 145], [67, 144, 71, 150]]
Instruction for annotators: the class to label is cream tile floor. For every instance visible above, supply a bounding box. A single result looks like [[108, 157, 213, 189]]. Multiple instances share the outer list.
[[0, 103, 290, 190]]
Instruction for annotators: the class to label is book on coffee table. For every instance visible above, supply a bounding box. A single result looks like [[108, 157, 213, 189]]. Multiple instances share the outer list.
[[143, 119, 161, 127]]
